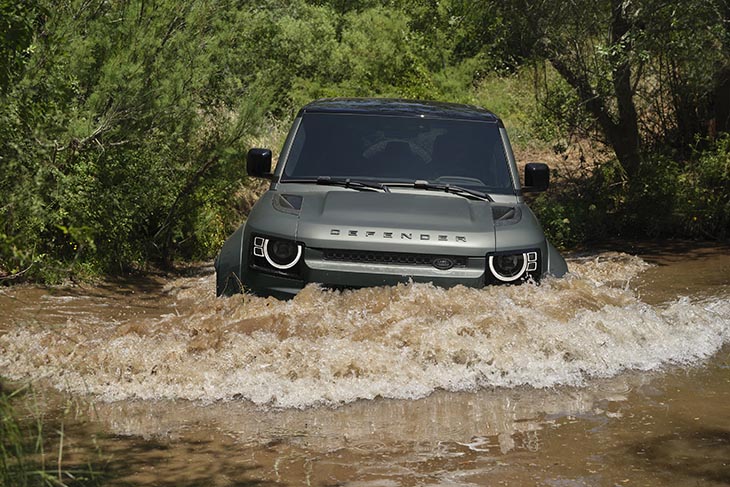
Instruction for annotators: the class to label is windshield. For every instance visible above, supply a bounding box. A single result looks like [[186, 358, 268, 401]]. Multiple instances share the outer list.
[[280, 113, 514, 193]]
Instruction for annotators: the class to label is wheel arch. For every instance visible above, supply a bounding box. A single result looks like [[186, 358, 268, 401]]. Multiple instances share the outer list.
[[215, 223, 247, 296]]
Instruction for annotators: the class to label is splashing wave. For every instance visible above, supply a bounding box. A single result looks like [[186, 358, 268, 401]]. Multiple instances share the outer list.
[[1, 253, 728, 408]]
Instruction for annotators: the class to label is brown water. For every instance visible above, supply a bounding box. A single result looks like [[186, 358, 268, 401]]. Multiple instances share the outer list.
[[1, 243, 729, 486]]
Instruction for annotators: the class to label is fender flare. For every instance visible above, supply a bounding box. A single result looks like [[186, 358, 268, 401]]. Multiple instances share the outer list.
[[215, 223, 246, 296], [545, 239, 568, 277]]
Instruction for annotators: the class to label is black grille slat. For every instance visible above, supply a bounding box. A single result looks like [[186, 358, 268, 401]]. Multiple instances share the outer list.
[[321, 249, 467, 268]]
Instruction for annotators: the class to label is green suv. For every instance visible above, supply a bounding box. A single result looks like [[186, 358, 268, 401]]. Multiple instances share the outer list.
[[216, 98, 567, 298]]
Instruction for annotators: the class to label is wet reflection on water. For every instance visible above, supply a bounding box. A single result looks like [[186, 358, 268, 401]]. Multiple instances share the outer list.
[[1, 245, 729, 486], [40, 355, 730, 486]]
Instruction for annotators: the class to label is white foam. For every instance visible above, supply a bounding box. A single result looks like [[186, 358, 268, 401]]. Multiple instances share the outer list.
[[1, 253, 728, 409]]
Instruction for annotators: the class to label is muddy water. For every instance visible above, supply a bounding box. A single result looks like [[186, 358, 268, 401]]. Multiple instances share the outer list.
[[1, 244, 729, 486]]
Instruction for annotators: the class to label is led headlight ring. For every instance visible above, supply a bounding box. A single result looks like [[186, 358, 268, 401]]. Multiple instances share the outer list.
[[253, 237, 303, 270], [488, 251, 537, 282]]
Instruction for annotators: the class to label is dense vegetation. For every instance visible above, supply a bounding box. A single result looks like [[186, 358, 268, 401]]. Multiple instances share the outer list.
[[1, 0, 729, 281]]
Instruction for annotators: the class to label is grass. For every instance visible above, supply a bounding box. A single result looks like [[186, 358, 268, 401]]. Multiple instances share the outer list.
[[1, 382, 105, 487]]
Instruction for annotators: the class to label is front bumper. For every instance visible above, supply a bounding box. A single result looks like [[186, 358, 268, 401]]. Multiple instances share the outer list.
[[243, 247, 489, 299]]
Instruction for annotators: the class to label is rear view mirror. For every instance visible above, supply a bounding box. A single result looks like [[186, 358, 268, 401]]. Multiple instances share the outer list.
[[247, 148, 273, 179], [523, 163, 549, 192]]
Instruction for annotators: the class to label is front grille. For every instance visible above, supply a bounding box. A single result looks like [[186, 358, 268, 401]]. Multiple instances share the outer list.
[[321, 249, 467, 268]]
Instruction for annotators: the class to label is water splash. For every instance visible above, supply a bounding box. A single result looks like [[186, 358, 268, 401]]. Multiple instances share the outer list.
[[1, 253, 728, 409]]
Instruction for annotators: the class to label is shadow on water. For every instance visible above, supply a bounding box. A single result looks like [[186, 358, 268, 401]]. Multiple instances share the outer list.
[[61, 427, 275, 487], [632, 427, 730, 485], [618, 241, 730, 303], [584, 239, 730, 266], [101, 446, 273, 486], [0, 266, 215, 332]]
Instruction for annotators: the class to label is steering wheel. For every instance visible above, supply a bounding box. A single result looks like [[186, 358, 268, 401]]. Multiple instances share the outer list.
[[363, 139, 430, 162]]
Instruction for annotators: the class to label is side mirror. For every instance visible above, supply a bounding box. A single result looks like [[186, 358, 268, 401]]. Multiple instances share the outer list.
[[523, 163, 549, 192], [247, 148, 273, 179]]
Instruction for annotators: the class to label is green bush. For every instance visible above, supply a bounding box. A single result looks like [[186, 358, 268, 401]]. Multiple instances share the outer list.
[[0, 0, 265, 280], [531, 159, 627, 248], [534, 138, 730, 248], [472, 67, 544, 148], [290, 5, 440, 105], [676, 136, 730, 239]]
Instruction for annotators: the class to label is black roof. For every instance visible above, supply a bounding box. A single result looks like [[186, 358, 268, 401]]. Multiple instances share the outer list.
[[299, 98, 501, 123]]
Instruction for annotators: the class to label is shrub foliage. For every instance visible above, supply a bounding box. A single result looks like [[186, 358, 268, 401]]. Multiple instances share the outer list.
[[1, 0, 728, 280]]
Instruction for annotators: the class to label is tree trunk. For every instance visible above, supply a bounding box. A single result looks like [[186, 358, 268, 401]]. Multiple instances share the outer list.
[[712, 0, 730, 135], [608, 0, 641, 176], [713, 68, 730, 135], [541, 0, 642, 177]]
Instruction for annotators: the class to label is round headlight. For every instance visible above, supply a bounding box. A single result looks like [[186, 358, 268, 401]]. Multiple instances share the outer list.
[[263, 238, 302, 269], [489, 253, 528, 282]]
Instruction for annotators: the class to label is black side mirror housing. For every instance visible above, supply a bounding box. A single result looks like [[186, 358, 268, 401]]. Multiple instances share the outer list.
[[247, 148, 273, 179], [523, 163, 549, 192]]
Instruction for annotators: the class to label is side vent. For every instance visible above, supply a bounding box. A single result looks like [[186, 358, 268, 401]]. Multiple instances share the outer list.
[[492, 206, 522, 226]]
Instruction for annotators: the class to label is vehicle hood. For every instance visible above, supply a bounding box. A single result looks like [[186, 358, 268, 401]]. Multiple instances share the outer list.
[[292, 191, 496, 255]]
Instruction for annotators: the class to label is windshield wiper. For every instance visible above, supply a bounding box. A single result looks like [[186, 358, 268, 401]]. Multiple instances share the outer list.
[[395, 180, 494, 202], [314, 176, 390, 192]]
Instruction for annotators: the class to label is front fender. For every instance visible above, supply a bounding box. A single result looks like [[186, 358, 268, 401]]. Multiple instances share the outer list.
[[215, 223, 246, 296], [546, 239, 568, 277]]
